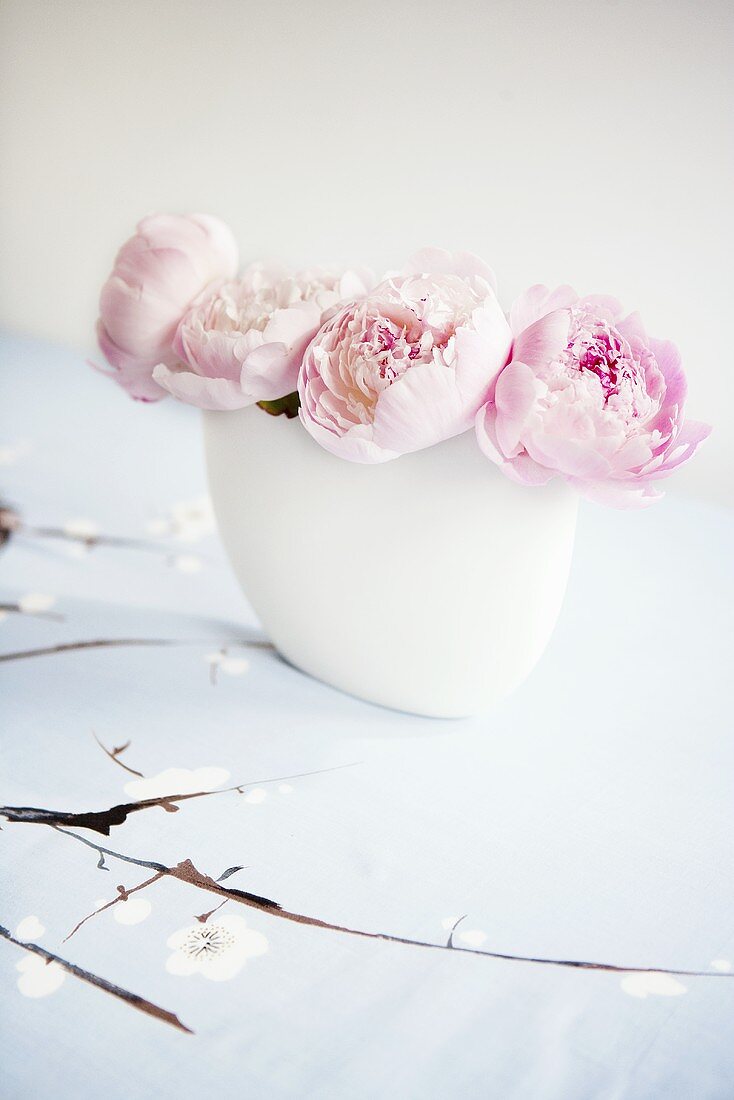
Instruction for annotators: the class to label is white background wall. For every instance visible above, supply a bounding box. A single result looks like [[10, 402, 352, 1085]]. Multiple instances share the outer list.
[[1, 0, 731, 504]]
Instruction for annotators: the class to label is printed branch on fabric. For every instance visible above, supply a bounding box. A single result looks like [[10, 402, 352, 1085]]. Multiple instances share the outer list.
[[0, 924, 192, 1034], [0, 504, 206, 560], [1, 733, 732, 1039], [3, 809, 733, 982], [0, 760, 359, 835], [92, 734, 144, 778], [0, 636, 274, 665]]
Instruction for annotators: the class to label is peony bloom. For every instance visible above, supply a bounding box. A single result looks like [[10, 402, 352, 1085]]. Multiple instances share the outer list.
[[475, 285, 710, 508], [96, 213, 239, 401], [298, 248, 512, 462], [153, 264, 372, 410]]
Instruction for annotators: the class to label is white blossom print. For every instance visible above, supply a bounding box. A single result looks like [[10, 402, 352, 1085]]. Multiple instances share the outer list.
[[113, 897, 152, 926], [16, 956, 66, 998], [123, 766, 230, 799], [620, 972, 687, 999], [15, 916, 45, 941], [205, 651, 250, 677], [62, 518, 99, 540], [166, 914, 268, 981], [146, 497, 216, 542], [18, 593, 56, 614]]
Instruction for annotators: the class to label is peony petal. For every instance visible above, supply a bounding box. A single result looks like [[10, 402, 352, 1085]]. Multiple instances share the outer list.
[[338, 268, 374, 300], [401, 248, 498, 294], [641, 419, 711, 479], [453, 297, 512, 409], [241, 343, 301, 401], [475, 404, 555, 485], [648, 338, 686, 411], [525, 430, 613, 480], [96, 213, 239, 402], [494, 361, 543, 456], [616, 311, 648, 343], [298, 412, 397, 464], [184, 213, 239, 280], [502, 452, 556, 486], [153, 364, 252, 410], [474, 402, 505, 464], [176, 327, 244, 382], [262, 301, 321, 350], [372, 361, 468, 454], [99, 272, 186, 357], [577, 293, 623, 320], [511, 309, 571, 372], [95, 324, 169, 402], [568, 477, 664, 509], [508, 285, 578, 336], [611, 435, 654, 473]]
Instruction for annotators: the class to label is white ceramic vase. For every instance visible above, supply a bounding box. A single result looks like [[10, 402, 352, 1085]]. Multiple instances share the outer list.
[[204, 407, 578, 718]]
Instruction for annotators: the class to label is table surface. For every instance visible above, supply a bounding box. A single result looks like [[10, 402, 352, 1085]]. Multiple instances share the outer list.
[[1, 331, 733, 1100]]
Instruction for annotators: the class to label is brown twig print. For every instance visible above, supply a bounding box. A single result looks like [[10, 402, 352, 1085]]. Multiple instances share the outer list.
[[0, 924, 192, 1034], [0, 602, 65, 622], [0, 763, 359, 836], [0, 510, 172, 555], [33, 825, 734, 981], [63, 870, 168, 942], [195, 899, 229, 923], [0, 636, 274, 665], [92, 733, 144, 778]]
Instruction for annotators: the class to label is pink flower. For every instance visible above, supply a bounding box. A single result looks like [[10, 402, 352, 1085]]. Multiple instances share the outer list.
[[96, 213, 239, 401], [298, 248, 512, 462], [475, 285, 711, 508], [153, 265, 373, 410]]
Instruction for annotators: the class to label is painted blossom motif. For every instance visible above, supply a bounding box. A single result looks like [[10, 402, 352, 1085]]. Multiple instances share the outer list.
[[0, 440, 32, 466], [62, 518, 99, 540], [113, 897, 152, 926], [15, 916, 45, 941], [17, 593, 56, 614], [153, 264, 373, 410], [14, 917, 66, 998], [173, 553, 203, 574], [242, 788, 267, 804], [298, 249, 512, 462], [456, 928, 488, 947], [476, 285, 711, 508], [205, 650, 250, 682], [441, 916, 487, 948], [91, 895, 152, 926], [165, 914, 268, 981], [620, 972, 687, 998], [146, 497, 216, 542], [96, 213, 239, 401], [16, 956, 66, 998], [123, 766, 230, 799]]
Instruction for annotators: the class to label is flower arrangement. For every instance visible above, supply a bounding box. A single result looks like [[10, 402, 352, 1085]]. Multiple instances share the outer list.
[[96, 213, 709, 508]]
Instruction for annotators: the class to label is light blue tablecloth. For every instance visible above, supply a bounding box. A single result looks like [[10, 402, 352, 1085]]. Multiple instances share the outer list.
[[1, 331, 733, 1099]]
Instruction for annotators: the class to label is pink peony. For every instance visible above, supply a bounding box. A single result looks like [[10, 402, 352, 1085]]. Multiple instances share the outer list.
[[475, 285, 711, 507], [153, 264, 373, 411], [96, 213, 239, 401], [298, 248, 512, 462]]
